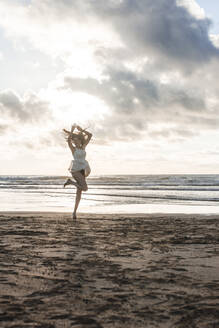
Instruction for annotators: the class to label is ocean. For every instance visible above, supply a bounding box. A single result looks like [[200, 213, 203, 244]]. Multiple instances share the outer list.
[[1, 174, 219, 214]]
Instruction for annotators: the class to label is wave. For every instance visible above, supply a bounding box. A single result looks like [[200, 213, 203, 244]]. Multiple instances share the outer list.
[[1, 174, 219, 212], [2, 186, 219, 194], [2, 188, 219, 203], [2, 174, 219, 186], [1, 175, 219, 204]]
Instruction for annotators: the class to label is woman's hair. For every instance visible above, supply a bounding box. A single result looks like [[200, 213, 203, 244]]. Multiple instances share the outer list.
[[71, 132, 85, 146], [63, 128, 87, 146]]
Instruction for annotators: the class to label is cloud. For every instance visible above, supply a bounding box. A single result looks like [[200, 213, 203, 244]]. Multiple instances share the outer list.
[[0, 0, 217, 71], [0, 124, 8, 135], [0, 89, 51, 123], [210, 34, 219, 48], [176, 0, 206, 19], [93, 0, 219, 73], [0, 0, 121, 77], [62, 64, 214, 142], [1, 0, 219, 145]]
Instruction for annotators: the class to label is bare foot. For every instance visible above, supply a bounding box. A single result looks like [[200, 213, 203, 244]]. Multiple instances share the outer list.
[[64, 178, 72, 188], [73, 213, 77, 220]]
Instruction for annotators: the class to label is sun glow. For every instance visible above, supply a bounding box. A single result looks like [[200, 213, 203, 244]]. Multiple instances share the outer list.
[[39, 87, 109, 127]]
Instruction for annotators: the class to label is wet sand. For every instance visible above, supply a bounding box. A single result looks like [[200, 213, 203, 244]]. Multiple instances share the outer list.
[[0, 212, 219, 328]]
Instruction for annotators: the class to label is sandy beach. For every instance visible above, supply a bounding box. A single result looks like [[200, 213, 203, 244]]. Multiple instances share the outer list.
[[0, 212, 219, 328]]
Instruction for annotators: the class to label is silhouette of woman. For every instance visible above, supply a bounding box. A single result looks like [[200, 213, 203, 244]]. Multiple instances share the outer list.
[[63, 124, 92, 220]]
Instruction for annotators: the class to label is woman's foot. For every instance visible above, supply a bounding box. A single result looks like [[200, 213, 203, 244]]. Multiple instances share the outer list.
[[64, 178, 72, 188], [73, 212, 77, 220]]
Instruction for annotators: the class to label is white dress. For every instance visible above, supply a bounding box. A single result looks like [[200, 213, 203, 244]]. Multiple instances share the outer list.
[[68, 148, 91, 177]]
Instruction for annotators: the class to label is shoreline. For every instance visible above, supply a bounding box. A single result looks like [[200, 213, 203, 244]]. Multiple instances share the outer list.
[[0, 212, 219, 327], [1, 211, 219, 217], [1, 202, 219, 215]]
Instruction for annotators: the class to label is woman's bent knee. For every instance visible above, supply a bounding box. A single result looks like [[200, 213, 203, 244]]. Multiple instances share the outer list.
[[80, 184, 88, 191]]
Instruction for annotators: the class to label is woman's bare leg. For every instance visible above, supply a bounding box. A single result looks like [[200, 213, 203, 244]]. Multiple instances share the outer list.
[[64, 178, 81, 189], [73, 187, 82, 220], [72, 172, 88, 220], [71, 172, 88, 191]]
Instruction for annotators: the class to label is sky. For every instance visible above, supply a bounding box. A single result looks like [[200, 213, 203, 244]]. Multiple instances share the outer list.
[[1, 0, 219, 175]]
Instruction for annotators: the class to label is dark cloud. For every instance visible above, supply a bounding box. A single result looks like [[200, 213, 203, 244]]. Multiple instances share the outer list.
[[2, 0, 219, 145], [0, 89, 51, 123], [48, 0, 219, 143], [104, 0, 219, 69], [63, 65, 210, 141], [45, 0, 219, 71]]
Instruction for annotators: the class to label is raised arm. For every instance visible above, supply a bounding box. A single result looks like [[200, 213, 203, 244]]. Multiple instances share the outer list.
[[63, 125, 76, 154], [63, 124, 76, 137], [77, 125, 92, 147], [66, 135, 75, 154]]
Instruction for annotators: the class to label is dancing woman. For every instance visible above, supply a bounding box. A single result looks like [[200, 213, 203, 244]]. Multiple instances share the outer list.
[[63, 124, 92, 220]]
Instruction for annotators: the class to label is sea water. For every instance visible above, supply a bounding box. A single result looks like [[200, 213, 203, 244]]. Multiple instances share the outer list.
[[0, 175, 219, 214]]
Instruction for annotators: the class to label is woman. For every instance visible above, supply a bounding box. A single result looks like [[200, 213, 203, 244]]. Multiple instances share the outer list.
[[63, 124, 92, 220]]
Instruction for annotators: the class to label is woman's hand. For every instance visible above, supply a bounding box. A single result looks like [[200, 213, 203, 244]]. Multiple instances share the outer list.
[[71, 124, 76, 133], [63, 128, 70, 134], [76, 125, 83, 132]]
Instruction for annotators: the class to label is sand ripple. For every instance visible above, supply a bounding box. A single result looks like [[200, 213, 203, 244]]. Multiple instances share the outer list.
[[0, 213, 219, 327]]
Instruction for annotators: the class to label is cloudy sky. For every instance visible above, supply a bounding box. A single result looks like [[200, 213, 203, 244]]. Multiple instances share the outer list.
[[1, 0, 219, 175]]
